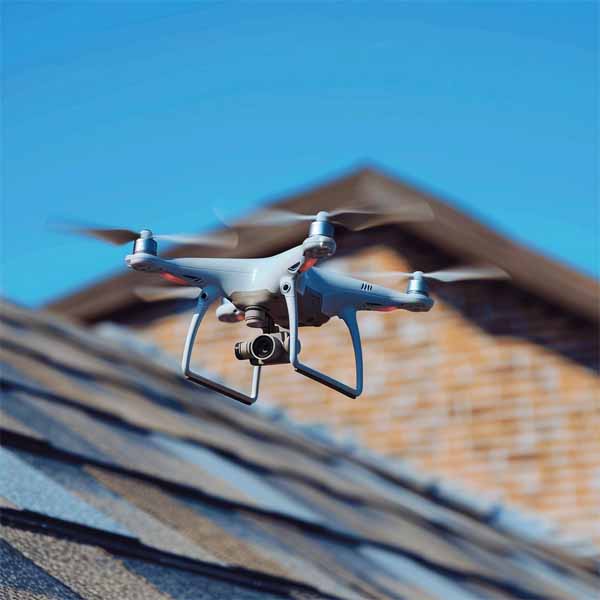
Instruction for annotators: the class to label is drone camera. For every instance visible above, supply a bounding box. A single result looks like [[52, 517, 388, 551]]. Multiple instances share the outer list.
[[235, 332, 292, 366]]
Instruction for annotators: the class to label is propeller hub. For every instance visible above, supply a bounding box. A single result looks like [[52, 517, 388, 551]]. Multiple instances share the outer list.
[[406, 271, 428, 296], [133, 231, 158, 256], [308, 218, 335, 239]]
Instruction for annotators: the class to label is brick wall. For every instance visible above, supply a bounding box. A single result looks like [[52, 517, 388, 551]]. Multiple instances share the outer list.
[[122, 235, 600, 545]]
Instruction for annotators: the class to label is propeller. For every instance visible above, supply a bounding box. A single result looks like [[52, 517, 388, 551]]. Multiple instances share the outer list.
[[59, 223, 238, 249], [134, 286, 202, 302], [224, 202, 434, 231], [355, 265, 510, 283]]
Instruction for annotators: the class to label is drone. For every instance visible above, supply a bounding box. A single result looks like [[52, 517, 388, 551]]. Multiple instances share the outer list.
[[68, 204, 507, 405]]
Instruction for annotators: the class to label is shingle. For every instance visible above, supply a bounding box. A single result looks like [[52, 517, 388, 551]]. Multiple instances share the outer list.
[[452, 535, 580, 599], [185, 503, 366, 600], [1, 318, 193, 414], [1, 393, 109, 463], [0, 449, 127, 536], [507, 553, 599, 600], [0, 408, 43, 441], [183, 396, 336, 463], [122, 559, 286, 600], [0, 330, 179, 425], [24, 395, 249, 504], [3, 327, 121, 383], [145, 408, 366, 503], [1, 315, 135, 385], [0, 340, 96, 405], [338, 455, 522, 554], [152, 434, 323, 522], [361, 545, 481, 600], [14, 453, 214, 563], [0, 526, 170, 600], [85, 468, 293, 579], [273, 476, 499, 576], [0, 539, 83, 600], [240, 515, 395, 600]]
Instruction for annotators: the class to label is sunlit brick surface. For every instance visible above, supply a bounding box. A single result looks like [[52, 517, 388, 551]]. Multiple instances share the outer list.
[[134, 245, 600, 546]]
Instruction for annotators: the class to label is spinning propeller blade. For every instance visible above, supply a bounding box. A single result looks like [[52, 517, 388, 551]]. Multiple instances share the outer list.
[[236, 209, 314, 227], [59, 223, 238, 249], [230, 203, 433, 231], [152, 231, 238, 248], [355, 271, 413, 279], [423, 266, 510, 282], [356, 266, 509, 283], [70, 227, 140, 245], [329, 203, 434, 231], [134, 286, 202, 302]]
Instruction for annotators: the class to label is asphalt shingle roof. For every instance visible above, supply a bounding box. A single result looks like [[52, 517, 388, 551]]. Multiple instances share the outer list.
[[1, 299, 598, 599]]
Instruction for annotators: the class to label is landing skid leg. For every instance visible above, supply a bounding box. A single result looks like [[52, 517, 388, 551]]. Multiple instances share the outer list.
[[280, 276, 363, 398], [181, 286, 261, 405]]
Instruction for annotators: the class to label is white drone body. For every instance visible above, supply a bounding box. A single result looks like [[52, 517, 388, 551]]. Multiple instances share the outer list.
[[69, 208, 506, 405]]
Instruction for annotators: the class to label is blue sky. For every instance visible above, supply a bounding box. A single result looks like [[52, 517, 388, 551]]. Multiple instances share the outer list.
[[2, 2, 597, 306]]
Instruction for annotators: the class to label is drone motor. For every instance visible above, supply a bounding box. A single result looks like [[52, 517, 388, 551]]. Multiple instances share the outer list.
[[133, 229, 158, 256], [405, 271, 428, 295], [302, 212, 336, 259]]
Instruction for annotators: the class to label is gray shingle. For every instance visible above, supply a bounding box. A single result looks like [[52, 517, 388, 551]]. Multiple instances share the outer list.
[[0, 449, 128, 536], [153, 434, 323, 523], [123, 559, 286, 600], [0, 540, 82, 600], [0, 526, 170, 600]]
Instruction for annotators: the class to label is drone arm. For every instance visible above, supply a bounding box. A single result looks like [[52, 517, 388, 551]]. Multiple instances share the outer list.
[[181, 286, 261, 405], [281, 276, 363, 399]]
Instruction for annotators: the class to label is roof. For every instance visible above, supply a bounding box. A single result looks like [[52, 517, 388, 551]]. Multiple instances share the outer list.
[[46, 166, 599, 323], [1, 298, 599, 599]]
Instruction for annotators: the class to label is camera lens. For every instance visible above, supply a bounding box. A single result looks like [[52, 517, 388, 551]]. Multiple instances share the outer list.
[[251, 335, 275, 360]]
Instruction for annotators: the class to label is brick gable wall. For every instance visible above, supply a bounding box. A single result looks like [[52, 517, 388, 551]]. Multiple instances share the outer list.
[[117, 232, 600, 546]]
